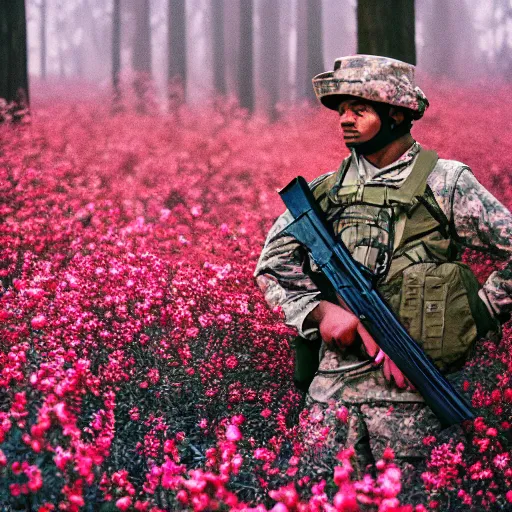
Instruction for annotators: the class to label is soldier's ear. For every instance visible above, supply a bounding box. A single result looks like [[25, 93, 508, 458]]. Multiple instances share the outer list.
[[389, 107, 405, 126]]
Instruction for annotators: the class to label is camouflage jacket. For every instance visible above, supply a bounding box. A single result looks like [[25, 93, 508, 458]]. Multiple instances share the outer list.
[[254, 142, 512, 402]]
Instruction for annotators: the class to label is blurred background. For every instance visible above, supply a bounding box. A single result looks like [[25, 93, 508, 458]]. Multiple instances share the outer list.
[[2, 0, 512, 116]]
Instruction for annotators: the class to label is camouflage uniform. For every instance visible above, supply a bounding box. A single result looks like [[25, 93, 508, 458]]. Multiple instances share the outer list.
[[254, 56, 512, 475]]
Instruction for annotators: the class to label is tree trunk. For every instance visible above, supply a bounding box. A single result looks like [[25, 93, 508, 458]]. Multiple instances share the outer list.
[[296, 0, 324, 102], [418, 0, 482, 81], [239, 0, 254, 111], [306, 0, 323, 101], [168, 0, 187, 104], [41, 0, 47, 79], [357, 0, 416, 65], [492, 0, 512, 79], [258, 0, 279, 119], [223, 0, 240, 97], [132, 0, 152, 112], [57, 0, 65, 77], [212, 0, 226, 95], [295, 0, 308, 100], [112, 0, 122, 108], [0, 0, 29, 118], [278, 0, 293, 103]]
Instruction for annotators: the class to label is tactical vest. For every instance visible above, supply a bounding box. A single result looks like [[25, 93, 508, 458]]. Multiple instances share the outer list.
[[305, 149, 497, 374]]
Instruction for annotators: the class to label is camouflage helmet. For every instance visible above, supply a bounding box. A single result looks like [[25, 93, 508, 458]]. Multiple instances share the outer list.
[[312, 55, 429, 120]]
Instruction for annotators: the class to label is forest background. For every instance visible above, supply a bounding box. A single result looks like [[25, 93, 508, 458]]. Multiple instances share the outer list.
[[0, 1, 512, 511]]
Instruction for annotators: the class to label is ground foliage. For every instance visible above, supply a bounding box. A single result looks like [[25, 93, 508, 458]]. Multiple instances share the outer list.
[[0, 79, 511, 511]]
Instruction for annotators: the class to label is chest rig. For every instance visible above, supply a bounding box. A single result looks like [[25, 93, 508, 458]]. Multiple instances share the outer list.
[[312, 149, 454, 281], [307, 150, 495, 374]]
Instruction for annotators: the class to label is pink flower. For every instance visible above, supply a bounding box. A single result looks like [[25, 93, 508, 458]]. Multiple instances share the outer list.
[[190, 205, 202, 217], [31, 315, 47, 329], [115, 497, 132, 510], [335, 406, 349, 423], [269, 504, 288, 512], [333, 465, 351, 485], [129, 407, 140, 421], [382, 447, 395, 461], [225, 355, 238, 369], [333, 490, 358, 511], [493, 453, 510, 469], [225, 425, 242, 442], [186, 327, 199, 338]]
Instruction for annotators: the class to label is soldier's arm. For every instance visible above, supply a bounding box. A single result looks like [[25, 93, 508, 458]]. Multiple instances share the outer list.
[[254, 209, 324, 339], [254, 210, 382, 360], [451, 168, 512, 322]]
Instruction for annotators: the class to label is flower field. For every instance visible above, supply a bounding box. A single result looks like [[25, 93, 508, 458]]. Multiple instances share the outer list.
[[0, 80, 511, 511]]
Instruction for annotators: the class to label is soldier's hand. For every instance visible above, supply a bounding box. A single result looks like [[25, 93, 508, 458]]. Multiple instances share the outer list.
[[308, 301, 415, 390], [308, 301, 377, 350]]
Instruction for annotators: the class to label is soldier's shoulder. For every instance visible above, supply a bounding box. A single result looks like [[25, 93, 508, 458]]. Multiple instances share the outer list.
[[424, 157, 472, 216], [427, 157, 472, 197], [309, 170, 337, 191], [430, 157, 471, 181]]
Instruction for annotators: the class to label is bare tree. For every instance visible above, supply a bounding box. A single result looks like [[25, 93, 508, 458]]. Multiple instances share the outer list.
[[40, 0, 47, 79], [278, 0, 294, 103], [296, 0, 324, 102], [112, 0, 122, 109], [296, 0, 308, 100], [306, 0, 324, 101], [239, 0, 254, 111], [56, 0, 66, 77], [168, 0, 187, 104], [258, 0, 280, 118], [132, 0, 152, 112], [212, 0, 226, 95], [223, 0, 240, 97], [492, 0, 512, 79], [0, 0, 29, 118], [358, 0, 416, 64]]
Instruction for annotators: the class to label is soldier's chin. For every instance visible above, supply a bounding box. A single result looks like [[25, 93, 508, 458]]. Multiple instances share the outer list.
[[344, 139, 361, 148]]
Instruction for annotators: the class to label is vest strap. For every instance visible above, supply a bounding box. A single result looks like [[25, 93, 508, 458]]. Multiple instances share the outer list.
[[388, 149, 439, 203], [329, 149, 439, 206]]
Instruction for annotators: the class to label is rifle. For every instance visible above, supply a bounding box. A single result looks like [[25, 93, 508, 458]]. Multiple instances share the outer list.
[[279, 176, 474, 427]]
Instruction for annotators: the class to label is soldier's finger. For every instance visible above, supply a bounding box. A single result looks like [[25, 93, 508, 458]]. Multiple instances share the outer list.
[[356, 321, 379, 357], [337, 324, 357, 345], [389, 360, 407, 389], [383, 357, 391, 381], [326, 323, 356, 347]]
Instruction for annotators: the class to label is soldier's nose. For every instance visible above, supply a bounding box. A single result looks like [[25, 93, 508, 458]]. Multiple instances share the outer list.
[[340, 111, 357, 125]]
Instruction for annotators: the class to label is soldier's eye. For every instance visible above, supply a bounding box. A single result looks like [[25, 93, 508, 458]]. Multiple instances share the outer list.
[[339, 105, 366, 116]]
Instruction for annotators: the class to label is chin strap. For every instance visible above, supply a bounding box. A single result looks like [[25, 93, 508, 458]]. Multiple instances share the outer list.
[[347, 102, 412, 156]]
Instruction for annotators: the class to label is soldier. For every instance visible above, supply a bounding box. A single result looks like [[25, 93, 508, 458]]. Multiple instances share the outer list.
[[254, 55, 512, 479]]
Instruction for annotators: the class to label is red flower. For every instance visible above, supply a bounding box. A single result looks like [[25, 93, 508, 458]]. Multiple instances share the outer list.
[[115, 497, 132, 511]]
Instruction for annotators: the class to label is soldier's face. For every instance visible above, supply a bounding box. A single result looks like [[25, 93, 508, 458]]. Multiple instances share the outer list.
[[338, 99, 381, 146]]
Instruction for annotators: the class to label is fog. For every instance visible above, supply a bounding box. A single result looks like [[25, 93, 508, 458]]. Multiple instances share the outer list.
[[24, 0, 512, 110]]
